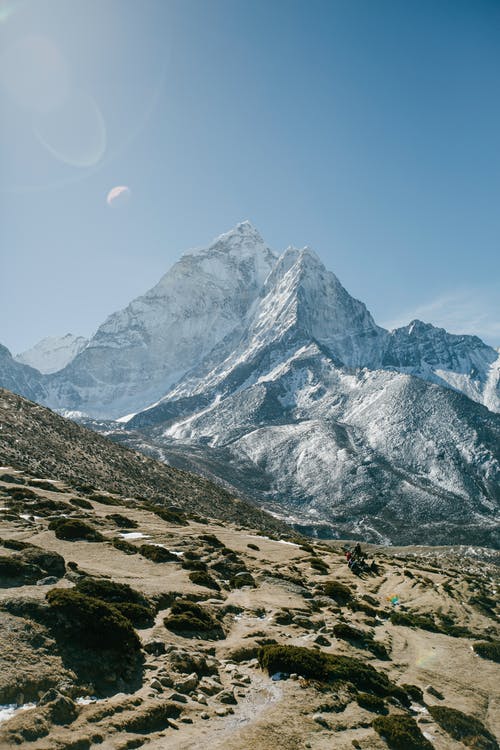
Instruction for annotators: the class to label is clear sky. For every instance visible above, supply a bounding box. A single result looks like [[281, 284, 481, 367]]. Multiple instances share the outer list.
[[1, 0, 499, 353]]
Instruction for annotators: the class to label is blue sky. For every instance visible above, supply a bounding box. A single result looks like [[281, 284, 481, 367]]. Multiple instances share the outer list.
[[1, 0, 499, 352]]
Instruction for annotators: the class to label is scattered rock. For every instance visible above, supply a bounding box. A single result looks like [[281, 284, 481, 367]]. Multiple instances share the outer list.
[[217, 689, 238, 705]]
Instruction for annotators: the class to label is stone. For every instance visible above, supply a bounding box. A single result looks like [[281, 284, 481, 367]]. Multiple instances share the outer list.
[[36, 576, 59, 586], [215, 707, 234, 717], [198, 677, 222, 696], [172, 672, 199, 694], [150, 679, 163, 692], [168, 692, 188, 703], [217, 689, 237, 705]]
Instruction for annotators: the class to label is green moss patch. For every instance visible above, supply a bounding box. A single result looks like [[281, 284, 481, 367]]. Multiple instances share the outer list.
[[473, 640, 500, 664], [230, 571, 255, 588], [163, 599, 224, 639], [48, 518, 103, 542], [428, 705, 498, 750], [139, 544, 179, 562], [333, 622, 389, 660], [258, 645, 401, 698], [373, 714, 434, 750], [323, 580, 353, 605], [356, 692, 387, 714], [46, 588, 140, 652], [105, 513, 138, 529], [188, 570, 221, 591], [111, 537, 138, 555]]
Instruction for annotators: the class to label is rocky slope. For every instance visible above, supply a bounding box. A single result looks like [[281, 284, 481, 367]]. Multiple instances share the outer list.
[[0, 388, 286, 535], [0, 462, 498, 750]]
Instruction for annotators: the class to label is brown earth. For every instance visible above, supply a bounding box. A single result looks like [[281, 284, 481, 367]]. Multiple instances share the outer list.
[[0, 466, 499, 750]]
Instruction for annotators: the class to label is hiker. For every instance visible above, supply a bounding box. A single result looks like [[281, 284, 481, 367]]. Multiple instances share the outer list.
[[353, 542, 362, 560]]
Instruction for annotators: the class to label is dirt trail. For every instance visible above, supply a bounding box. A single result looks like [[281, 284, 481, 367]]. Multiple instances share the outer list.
[[150, 674, 282, 750]]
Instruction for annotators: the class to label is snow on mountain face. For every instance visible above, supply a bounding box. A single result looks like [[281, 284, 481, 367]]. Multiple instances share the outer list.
[[15, 334, 89, 374], [44, 222, 277, 418], [133, 343, 500, 546], [382, 320, 500, 413]]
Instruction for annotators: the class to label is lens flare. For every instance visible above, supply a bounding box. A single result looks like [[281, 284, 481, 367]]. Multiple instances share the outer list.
[[415, 650, 437, 669], [33, 90, 106, 168], [0, 34, 69, 113]]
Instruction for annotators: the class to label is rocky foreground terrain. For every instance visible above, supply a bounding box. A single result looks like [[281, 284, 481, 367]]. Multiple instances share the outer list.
[[0, 461, 499, 750]]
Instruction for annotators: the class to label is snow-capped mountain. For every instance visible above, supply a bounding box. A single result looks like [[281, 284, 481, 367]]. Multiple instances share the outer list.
[[1, 222, 499, 545], [44, 222, 277, 418], [123, 238, 499, 546], [15, 333, 89, 374]]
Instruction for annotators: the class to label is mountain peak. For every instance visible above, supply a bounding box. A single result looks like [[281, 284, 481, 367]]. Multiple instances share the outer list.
[[209, 220, 266, 250]]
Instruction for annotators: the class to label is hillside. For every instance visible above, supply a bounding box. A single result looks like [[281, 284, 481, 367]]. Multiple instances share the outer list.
[[0, 463, 498, 750], [0, 388, 286, 535]]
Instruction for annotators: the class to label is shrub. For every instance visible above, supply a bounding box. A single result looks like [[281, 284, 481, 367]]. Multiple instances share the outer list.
[[230, 572, 255, 588], [113, 601, 154, 628], [139, 544, 179, 562], [309, 558, 329, 574], [90, 493, 122, 506], [373, 714, 434, 750], [164, 599, 224, 638], [323, 580, 352, 605], [183, 550, 201, 560], [259, 644, 330, 680], [181, 559, 208, 571], [247, 543, 259, 551], [300, 543, 315, 553], [48, 518, 103, 542], [427, 705, 498, 750], [402, 684, 424, 703], [75, 577, 148, 607], [6, 486, 38, 500], [356, 692, 387, 714], [141, 504, 188, 526], [105, 513, 138, 529], [111, 537, 138, 555], [188, 571, 220, 591], [390, 611, 439, 632], [229, 645, 260, 663], [333, 622, 365, 641], [349, 599, 381, 617], [258, 645, 396, 696], [0, 538, 32, 550], [69, 497, 93, 510], [473, 640, 500, 664], [46, 588, 140, 652]]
